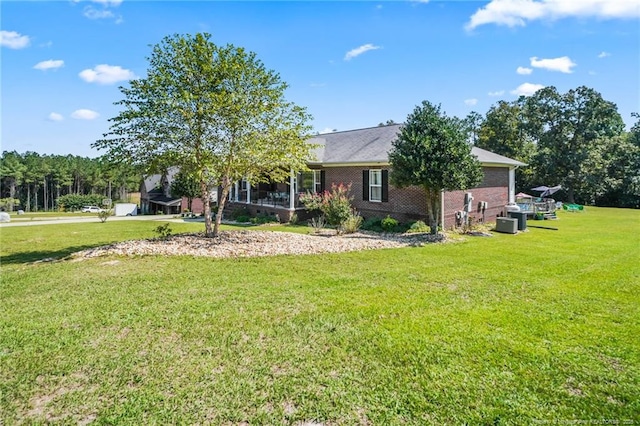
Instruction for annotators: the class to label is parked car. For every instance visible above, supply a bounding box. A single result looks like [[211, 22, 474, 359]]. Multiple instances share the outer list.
[[81, 206, 104, 213]]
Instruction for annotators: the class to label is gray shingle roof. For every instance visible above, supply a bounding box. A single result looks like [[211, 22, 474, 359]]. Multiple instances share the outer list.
[[308, 124, 526, 167]]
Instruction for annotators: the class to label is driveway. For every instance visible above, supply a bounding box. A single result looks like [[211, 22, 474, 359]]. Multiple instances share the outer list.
[[0, 214, 184, 227]]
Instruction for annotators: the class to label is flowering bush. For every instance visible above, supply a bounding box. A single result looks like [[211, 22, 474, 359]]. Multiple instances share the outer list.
[[300, 183, 355, 227]]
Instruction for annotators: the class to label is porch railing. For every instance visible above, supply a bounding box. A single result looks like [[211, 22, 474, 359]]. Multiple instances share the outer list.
[[235, 189, 304, 209]]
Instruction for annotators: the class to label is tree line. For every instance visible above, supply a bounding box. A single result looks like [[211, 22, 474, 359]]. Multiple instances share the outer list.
[[465, 86, 639, 208], [0, 152, 140, 212]]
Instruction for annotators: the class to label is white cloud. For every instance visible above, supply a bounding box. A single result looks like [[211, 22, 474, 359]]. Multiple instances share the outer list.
[[466, 0, 640, 30], [319, 128, 336, 134], [83, 6, 114, 19], [79, 64, 136, 84], [91, 0, 123, 5], [48, 112, 64, 121], [464, 98, 478, 106], [0, 30, 31, 49], [488, 90, 505, 96], [310, 82, 326, 88], [517, 66, 533, 75], [598, 51, 611, 58], [34, 59, 64, 71], [511, 82, 545, 96], [71, 109, 99, 120], [344, 44, 382, 61], [530, 56, 576, 73]]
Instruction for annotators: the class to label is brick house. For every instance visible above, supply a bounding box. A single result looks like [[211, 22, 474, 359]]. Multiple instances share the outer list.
[[225, 124, 526, 228], [140, 167, 182, 215]]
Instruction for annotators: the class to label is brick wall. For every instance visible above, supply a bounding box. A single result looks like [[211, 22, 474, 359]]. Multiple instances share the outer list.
[[324, 166, 427, 222], [443, 167, 508, 227], [182, 197, 205, 214], [325, 165, 509, 227]]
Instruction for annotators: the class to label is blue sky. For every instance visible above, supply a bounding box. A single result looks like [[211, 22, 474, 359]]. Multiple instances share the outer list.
[[2, 0, 639, 158]]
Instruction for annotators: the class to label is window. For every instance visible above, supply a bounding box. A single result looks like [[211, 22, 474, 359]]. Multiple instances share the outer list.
[[369, 169, 382, 202], [313, 170, 322, 193]]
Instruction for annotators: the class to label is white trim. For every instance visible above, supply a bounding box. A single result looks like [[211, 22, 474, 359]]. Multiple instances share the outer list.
[[289, 169, 295, 210], [309, 161, 518, 168], [369, 169, 382, 202], [312, 170, 322, 193], [308, 161, 388, 168], [508, 167, 516, 203]]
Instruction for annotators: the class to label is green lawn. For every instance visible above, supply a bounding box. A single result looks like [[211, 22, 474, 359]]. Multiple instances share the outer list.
[[1, 209, 639, 424]]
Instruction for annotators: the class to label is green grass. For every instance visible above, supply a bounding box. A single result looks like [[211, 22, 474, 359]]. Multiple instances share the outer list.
[[1, 208, 639, 424]]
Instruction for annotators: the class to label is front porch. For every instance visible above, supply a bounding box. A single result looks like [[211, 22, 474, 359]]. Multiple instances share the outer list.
[[225, 170, 323, 222]]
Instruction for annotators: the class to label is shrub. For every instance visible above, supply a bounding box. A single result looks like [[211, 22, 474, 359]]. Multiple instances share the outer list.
[[408, 220, 430, 233], [0, 198, 20, 210], [98, 209, 112, 223], [249, 213, 279, 225], [381, 215, 399, 232], [340, 213, 363, 234], [361, 217, 383, 232], [289, 213, 299, 225], [300, 183, 355, 227], [57, 194, 105, 212], [153, 223, 172, 239], [235, 215, 251, 223], [231, 207, 250, 220], [308, 215, 326, 234]]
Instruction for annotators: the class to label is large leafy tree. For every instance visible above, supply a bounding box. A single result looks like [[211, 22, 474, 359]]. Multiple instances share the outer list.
[[389, 101, 483, 234], [94, 33, 313, 237], [524, 86, 624, 203], [595, 113, 640, 208], [477, 100, 535, 191]]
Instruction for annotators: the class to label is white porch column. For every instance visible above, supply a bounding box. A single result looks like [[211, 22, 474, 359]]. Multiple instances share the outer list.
[[234, 181, 239, 202], [508, 168, 516, 203], [247, 181, 251, 204], [289, 169, 295, 210]]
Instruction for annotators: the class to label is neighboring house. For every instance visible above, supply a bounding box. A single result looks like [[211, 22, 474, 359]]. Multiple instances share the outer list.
[[140, 167, 182, 214], [225, 124, 526, 228]]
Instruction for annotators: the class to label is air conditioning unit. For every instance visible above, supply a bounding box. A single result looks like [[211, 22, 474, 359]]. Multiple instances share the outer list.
[[495, 217, 518, 234]]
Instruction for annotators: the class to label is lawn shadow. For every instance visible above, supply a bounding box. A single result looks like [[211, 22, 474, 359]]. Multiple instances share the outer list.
[[0, 244, 101, 265]]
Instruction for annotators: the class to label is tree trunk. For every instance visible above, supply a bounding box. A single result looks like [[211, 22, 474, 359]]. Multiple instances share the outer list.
[[34, 184, 39, 212], [214, 182, 231, 238], [8, 179, 16, 212], [567, 187, 575, 204], [26, 185, 31, 212], [200, 178, 213, 237], [43, 177, 48, 212], [424, 186, 441, 235]]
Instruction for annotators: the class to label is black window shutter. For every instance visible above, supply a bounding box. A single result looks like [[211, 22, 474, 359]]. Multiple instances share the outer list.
[[362, 170, 369, 201], [382, 170, 389, 202], [320, 170, 326, 192]]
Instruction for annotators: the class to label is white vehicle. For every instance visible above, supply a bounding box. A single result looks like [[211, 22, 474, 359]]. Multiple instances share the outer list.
[[81, 206, 104, 213]]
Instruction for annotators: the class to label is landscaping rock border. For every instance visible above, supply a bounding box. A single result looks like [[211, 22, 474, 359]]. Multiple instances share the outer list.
[[72, 230, 447, 260]]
